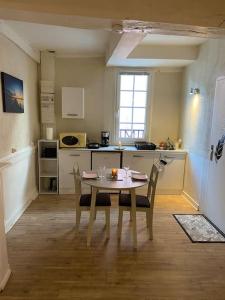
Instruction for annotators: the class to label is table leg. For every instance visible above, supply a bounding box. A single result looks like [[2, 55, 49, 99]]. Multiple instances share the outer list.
[[130, 188, 137, 249], [87, 187, 97, 247]]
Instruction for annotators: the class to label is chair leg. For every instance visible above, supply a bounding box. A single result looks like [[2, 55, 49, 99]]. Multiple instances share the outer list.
[[130, 211, 132, 222], [94, 209, 97, 220], [146, 211, 150, 228], [118, 207, 123, 239], [105, 208, 110, 239], [148, 211, 153, 240], [76, 209, 81, 230]]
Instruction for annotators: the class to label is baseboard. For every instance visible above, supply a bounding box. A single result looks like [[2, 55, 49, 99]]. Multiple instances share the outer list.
[[5, 188, 38, 233], [182, 191, 199, 210], [0, 267, 11, 291]]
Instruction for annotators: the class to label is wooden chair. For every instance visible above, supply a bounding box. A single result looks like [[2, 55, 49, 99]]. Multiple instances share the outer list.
[[118, 164, 159, 240], [73, 166, 111, 239]]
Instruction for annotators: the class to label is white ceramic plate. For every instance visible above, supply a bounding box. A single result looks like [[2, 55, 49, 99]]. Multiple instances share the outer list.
[[131, 173, 148, 181], [82, 171, 98, 179]]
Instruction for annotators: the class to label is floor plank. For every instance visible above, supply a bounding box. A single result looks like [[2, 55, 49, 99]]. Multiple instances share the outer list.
[[1, 194, 225, 299]]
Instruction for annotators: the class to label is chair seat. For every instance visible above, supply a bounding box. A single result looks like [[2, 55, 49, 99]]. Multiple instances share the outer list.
[[80, 193, 111, 207], [119, 194, 150, 208]]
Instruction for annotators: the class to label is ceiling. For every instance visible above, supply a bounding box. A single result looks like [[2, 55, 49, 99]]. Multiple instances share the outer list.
[[140, 34, 207, 46], [6, 20, 110, 57], [2, 20, 208, 67], [0, 0, 225, 28]]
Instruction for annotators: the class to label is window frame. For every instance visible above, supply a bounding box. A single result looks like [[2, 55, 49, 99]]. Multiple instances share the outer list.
[[115, 71, 151, 144]]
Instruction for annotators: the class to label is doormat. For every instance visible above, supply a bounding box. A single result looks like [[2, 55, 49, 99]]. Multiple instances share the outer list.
[[173, 214, 225, 243]]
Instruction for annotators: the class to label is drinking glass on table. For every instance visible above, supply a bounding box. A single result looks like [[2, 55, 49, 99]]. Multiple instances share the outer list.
[[98, 166, 106, 179], [123, 166, 130, 178]]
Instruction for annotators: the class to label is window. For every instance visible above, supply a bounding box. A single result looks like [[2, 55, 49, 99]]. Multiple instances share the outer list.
[[117, 72, 149, 141]]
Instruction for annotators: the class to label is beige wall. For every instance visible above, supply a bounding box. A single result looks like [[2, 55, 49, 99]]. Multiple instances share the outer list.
[[180, 39, 225, 209], [55, 57, 182, 145], [55, 57, 105, 142], [0, 34, 40, 158], [150, 71, 182, 144]]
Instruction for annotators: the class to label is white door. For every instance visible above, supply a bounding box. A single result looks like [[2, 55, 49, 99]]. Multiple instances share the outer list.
[[205, 76, 225, 233]]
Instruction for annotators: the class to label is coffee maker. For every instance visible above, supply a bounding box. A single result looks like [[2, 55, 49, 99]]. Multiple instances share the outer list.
[[101, 131, 110, 147]]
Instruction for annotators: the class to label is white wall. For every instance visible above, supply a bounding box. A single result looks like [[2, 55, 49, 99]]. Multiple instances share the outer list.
[[180, 38, 225, 211], [0, 34, 40, 226], [0, 34, 40, 158], [55, 57, 182, 144], [0, 34, 40, 289], [0, 164, 10, 291]]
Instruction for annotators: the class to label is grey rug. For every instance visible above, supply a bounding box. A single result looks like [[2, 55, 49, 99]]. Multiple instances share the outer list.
[[173, 214, 225, 243]]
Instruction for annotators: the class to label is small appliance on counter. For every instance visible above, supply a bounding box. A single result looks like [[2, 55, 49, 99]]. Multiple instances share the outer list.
[[100, 131, 110, 147], [87, 142, 100, 149], [59, 132, 86, 148], [135, 141, 156, 150]]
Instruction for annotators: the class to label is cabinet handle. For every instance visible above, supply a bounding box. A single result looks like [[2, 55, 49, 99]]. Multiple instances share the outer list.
[[69, 172, 73, 175], [164, 156, 176, 159], [67, 113, 78, 116], [70, 154, 80, 157], [133, 155, 144, 158]]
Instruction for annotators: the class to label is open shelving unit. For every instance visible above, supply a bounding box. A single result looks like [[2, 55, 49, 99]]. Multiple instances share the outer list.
[[38, 139, 59, 194]]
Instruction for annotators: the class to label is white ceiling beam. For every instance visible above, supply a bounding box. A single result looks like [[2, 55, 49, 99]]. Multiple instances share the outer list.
[[0, 20, 40, 63], [106, 31, 146, 66], [129, 44, 199, 61]]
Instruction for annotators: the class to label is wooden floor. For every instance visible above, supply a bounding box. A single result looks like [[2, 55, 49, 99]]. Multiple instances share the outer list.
[[1, 194, 225, 300]]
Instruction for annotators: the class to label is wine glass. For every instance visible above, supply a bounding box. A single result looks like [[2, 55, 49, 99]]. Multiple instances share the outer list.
[[123, 166, 130, 178]]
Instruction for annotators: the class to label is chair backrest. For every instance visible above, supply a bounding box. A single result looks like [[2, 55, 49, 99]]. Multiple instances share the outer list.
[[147, 164, 159, 209], [73, 164, 81, 207]]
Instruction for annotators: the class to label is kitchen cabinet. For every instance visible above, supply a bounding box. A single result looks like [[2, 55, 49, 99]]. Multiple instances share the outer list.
[[154, 153, 186, 194], [123, 152, 154, 174], [62, 87, 84, 119], [59, 150, 91, 194], [92, 152, 121, 170], [38, 140, 59, 194], [123, 152, 155, 193]]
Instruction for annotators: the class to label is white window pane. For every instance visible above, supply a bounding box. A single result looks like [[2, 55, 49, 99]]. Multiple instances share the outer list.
[[133, 130, 144, 139], [120, 108, 132, 123], [133, 108, 145, 123], [133, 92, 147, 107], [134, 75, 148, 91], [133, 124, 145, 130], [120, 75, 134, 90], [120, 123, 132, 130], [120, 130, 132, 138], [120, 91, 133, 106]]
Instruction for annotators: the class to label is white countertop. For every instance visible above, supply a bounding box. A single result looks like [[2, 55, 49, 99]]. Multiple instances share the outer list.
[[59, 145, 187, 154]]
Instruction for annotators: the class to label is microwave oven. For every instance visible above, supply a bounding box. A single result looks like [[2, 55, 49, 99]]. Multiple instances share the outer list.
[[59, 132, 87, 148]]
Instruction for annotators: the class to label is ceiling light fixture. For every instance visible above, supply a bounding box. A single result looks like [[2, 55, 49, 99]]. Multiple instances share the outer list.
[[190, 88, 200, 95]]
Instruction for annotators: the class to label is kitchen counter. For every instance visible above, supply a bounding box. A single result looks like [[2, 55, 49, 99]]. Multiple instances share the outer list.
[[59, 145, 187, 154]]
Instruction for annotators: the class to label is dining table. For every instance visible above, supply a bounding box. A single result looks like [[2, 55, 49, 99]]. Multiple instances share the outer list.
[[82, 170, 148, 249]]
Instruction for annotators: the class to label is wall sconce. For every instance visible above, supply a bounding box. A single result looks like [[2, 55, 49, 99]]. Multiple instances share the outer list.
[[190, 88, 200, 95]]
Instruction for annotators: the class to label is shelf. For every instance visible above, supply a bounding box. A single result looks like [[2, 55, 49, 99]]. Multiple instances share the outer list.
[[40, 173, 58, 178], [39, 190, 58, 194], [40, 158, 57, 160], [38, 139, 59, 195]]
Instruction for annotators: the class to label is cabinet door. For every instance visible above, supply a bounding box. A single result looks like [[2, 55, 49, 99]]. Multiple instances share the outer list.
[[154, 153, 185, 194], [123, 152, 154, 194], [123, 152, 154, 175], [59, 150, 91, 194], [92, 152, 121, 170], [62, 87, 84, 119]]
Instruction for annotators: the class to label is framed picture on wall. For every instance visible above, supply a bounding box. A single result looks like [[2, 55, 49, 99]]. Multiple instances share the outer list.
[[1, 72, 24, 113]]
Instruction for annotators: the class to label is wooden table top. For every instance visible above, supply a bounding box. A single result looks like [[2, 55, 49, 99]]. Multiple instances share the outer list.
[[82, 177, 147, 190]]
